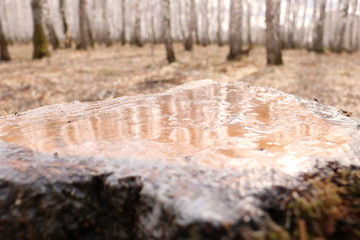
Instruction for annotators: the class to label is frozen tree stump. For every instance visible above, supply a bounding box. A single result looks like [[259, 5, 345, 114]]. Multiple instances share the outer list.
[[0, 80, 359, 240]]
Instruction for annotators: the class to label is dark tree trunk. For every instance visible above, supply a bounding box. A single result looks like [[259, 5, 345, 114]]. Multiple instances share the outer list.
[[59, 0, 71, 48], [78, 0, 91, 50], [162, 0, 176, 63], [132, 0, 143, 47], [121, 0, 126, 45], [312, 0, 327, 53], [184, 0, 195, 51], [31, 0, 51, 59], [266, 0, 283, 65], [227, 0, 243, 60], [0, 17, 11, 61], [102, 0, 113, 46]]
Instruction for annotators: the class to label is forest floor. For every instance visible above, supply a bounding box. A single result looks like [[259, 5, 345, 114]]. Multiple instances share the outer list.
[[0, 43, 359, 118]]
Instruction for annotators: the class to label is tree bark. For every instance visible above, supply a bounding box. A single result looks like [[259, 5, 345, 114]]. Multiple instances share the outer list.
[[184, 0, 195, 51], [287, 0, 299, 49], [59, 0, 71, 48], [346, 0, 358, 52], [31, 0, 51, 59], [132, 0, 143, 47], [77, 0, 92, 50], [330, 0, 350, 53], [162, 0, 176, 63], [44, 0, 60, 50], [0, 16, 11, 61], [266, 0, 283, 65], [299, 0, 308, 47], [312, 0, 327, 53], [121, 0, 126, 45], [246, 0, 252, 47], [227, 0, 243, 60], [216, 0, 224, 46], [201, 0, 209, 46]]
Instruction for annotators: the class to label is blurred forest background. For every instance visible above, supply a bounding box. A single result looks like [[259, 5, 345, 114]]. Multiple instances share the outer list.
[[0, 0, 359, 117]]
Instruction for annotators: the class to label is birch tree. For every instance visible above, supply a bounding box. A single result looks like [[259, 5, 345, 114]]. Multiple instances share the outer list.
[[162, 0, 176, 63], [217, 0, 224, 46], [132, 0, 143, 47], [331, 0, 350, 52], [59, 0, 71, 48], [0, 17, 11, 61], [266, 0, 283, 65], [31, 0, 51, 59], [201, 0, 210, 46], [78, 0, 92, 50], [312, 0, 327, 53], [184, 0, 194, 50], [44, 0, 60, 50], [227, 0, 243, 60], [120, 0, 126, 45]]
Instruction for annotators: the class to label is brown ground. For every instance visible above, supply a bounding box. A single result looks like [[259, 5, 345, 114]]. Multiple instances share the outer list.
[[0, 43, 359, 118]]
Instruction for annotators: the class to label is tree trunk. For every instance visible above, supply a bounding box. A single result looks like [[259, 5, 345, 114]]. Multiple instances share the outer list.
[[312, 0, 327, 53], [44, 0, 60, 50], [121, 0, 126, 45], [102, 0, 113, 46], [330, 0, 350, 53], [227, 0, 243, 60], [246, 0, 252, 47], [216, 0, 224, 46], [282, 0, 292, 48], [346, 0, 358, 52], [266, 0, 283, 65], [77, 0, 92, 50], [162, 0, 176, 63], [193, 0, 200, 45], [287, 0, 299, 49], [0, 18, 11, 61], [184, 0, 195, 51], [59, 0, 71, 48], [132, 0, 143, 47], [201, 0, 209, 46], [299, 0, 308, 47], [31, 0, 51, 59]]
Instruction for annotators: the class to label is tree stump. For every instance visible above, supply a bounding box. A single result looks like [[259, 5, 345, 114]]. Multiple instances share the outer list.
[[0, 80, 359, 240]]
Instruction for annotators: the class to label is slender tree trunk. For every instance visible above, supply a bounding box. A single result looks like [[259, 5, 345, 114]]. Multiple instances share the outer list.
[[0, 16, 11, 61], [201, 0, 209, 46], [102, 0, 113, 46], [227, 0, 243, 60], [217, 0, 224, 46], [266, 0, 283, 65], [132, 0, 143, 47], [44, 0, 60, 50], [287, 0, 299, 49], [184, 0, 195, 51], [162, 0, 176, 63], [347, 0, 358, 52], [31, 0, 51, 59], [59, 0, 71, 48], [312, 0, 327, 53], [193, 0, 200, 45], [331, 0, 350, 53], [78, 0, 91, 50], [246, 0, 252, 47], [121, 0, 126, 45], [299, 0, 308, 47]]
